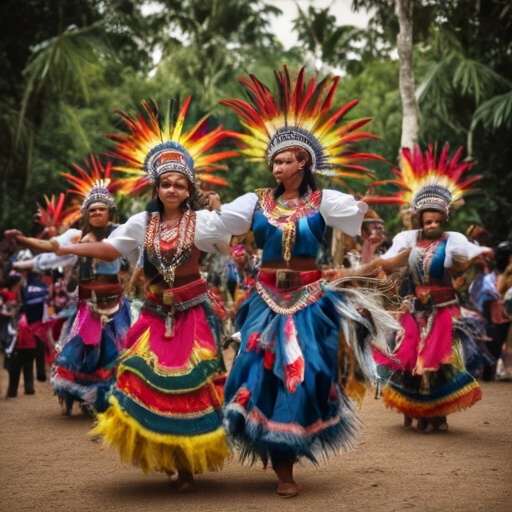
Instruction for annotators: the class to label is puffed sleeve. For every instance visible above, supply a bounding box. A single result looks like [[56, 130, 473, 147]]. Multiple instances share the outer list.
[[106, 212, 147, 256], [195, 210, 231, 254], [34, 253, 77, 271], [381, 230, 419, 259], [319, 189, 368, 237], [35, 228, 82, 270], [219, 192, 259, 235], [445, 232, 490, 267]]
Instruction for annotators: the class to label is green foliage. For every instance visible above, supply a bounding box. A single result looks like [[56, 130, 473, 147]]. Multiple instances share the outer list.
[[1, 0, 511, 245]]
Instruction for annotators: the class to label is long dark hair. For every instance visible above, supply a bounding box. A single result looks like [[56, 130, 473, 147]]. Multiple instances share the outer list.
[[271, 146, 318, 199], [146, 174, 207, 213]]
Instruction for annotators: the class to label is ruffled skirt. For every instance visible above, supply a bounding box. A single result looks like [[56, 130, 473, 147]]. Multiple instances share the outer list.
[[376, 305, 482, 418], [224, 281, 398, 466], [50, 298, 131, 412], [91, 299, 229, 474]]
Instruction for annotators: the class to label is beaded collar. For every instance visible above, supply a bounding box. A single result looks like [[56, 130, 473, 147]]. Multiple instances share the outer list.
[[255, 188, 322, 262], [255, 188, 322, 226], [144, 209, 196, 287]]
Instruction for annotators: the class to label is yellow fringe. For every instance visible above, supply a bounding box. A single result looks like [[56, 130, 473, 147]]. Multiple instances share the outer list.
[[91, 396, 230, 474], [382, 380, 482, 418]]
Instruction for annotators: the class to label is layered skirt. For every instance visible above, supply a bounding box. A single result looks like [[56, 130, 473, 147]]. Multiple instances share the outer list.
[[50, 298, 131, 412], [91, 280, 229, 474], [224, 274, 398, 466], [375, 302, 482, 418]]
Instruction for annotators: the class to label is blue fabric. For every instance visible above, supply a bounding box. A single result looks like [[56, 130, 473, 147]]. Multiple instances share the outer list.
[[470, 272, 500, 313], [52, 297, 131, 411], [112, 388, 223, 436], [252, 209, 325, 263], [224, 289, 364, 464]]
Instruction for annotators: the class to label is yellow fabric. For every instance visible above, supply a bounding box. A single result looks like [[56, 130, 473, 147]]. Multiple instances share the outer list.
[[91, 396, 230, 474], [382, 380, 482, 418]]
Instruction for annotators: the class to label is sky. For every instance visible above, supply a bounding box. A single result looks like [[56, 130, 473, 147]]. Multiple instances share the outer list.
[[268, 0, 372, 49]]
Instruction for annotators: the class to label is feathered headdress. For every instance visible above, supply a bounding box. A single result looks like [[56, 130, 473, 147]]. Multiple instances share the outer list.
[[106, 97, 238, 195], [61, 155, 118, 218], [364, 143, 481, 217], [220, 66, 385, 186], [36, 193, 66, 237]]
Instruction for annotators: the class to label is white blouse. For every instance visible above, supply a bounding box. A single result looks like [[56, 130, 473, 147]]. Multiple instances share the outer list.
[[106, 210, 231, 257], [33, 228, 82, 271], [218, 189, 368, 237], [382, 229, 489, 267]]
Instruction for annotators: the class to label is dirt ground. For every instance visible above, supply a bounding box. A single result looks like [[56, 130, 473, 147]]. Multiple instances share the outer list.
[[0, 356, 511, 512]]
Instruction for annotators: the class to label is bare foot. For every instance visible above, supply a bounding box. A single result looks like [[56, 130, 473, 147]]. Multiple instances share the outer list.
[[416, 418, 428, 431], [277, 482, 302, 498], [176, 469, 195, 492]]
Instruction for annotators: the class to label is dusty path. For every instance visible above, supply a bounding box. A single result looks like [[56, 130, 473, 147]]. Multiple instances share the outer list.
[[0, 360, 511, 512]]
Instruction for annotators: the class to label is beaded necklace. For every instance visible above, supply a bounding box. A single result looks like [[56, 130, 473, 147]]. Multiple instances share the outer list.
[[412, 232, 447, 284], [256, 188, 322, 262], [144, 209, 196, 287]]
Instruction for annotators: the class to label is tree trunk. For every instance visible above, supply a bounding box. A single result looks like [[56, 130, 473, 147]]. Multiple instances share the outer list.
[[397, 0, 419, 150]]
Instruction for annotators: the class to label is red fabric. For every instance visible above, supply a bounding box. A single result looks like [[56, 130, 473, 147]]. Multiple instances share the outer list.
[[0, 289, 17, 302], [258, 269, 322, 289], [16, 314, 37, 349], [245, 333, 261, 353], [72, 301, 103, 346], [31, 316, 67, 364], [417, 306, 453, 371], [117, 371, 222, 414], [55, 366, 116, 383], [123, 307, 216, 369], [394, 312, 420, 372], [393, 306, 455, 374]]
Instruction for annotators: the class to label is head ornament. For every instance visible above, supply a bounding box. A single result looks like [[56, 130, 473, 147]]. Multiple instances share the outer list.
[[221, 66, 385, 187], [107, 98, 237, 194], [61, 155, 118, 219], [364, 143, 481, 219]]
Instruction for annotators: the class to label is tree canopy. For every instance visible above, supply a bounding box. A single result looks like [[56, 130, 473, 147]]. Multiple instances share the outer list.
[[1, 0, 511, 242]]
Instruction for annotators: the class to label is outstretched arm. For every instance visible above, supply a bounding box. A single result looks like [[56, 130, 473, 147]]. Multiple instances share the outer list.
[[56, 241, 121, 262], [5, 231, 59, 254], [359, 248, 411, 274]]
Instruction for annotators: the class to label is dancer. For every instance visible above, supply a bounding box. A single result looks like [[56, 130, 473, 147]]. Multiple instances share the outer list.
[[6, 157, 131, 414], [54, 98, 236, 489], [217, 67, 399, 497], [368, 143, 491, 431]]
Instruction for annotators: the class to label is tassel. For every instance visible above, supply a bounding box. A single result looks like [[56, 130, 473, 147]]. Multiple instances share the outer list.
[[164, 312, 175, 338]]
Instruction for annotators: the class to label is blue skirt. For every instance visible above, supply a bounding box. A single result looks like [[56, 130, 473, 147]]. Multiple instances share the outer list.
[[224, 284, 393, 466], [51, 297, 131, 412]]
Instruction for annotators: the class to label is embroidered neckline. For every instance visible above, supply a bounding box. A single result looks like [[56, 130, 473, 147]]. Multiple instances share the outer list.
[[144, 210, 196, 287], [255, 188, 322, 262]]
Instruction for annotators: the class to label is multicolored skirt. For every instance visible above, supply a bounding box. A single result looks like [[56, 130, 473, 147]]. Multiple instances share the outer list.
[[224, 273, 399, 466], [91, 280, 229, 474], [50, 297, 131, 412], [376, 302, 482, 418]]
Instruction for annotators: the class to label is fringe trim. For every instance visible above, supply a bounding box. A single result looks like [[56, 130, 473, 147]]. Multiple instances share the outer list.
[[91, 395, 230, 474], [382, 380, 482, 418], [224, 392, 362, 466]]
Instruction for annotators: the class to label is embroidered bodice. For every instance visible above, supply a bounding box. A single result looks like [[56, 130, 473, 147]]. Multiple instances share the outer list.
[[253, 188, 325, 263], [409, 234, 451, 286], [79, 225, 121, 281]]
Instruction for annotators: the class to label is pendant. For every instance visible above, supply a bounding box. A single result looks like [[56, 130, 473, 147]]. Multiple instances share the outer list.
[[165, 310, 175, 338]]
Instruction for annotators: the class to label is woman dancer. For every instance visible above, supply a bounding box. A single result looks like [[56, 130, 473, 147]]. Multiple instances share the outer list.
[[217, 67, 399, 497], [54, 98, 235, 489], [6, 157, 131, 414], [369, 144, 491, 431]]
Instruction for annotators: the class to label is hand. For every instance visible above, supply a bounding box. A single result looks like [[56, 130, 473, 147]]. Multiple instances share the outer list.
[[207, 192, 222, 212], [4, 229, 23, 241], [52, 240, 66, 255]]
